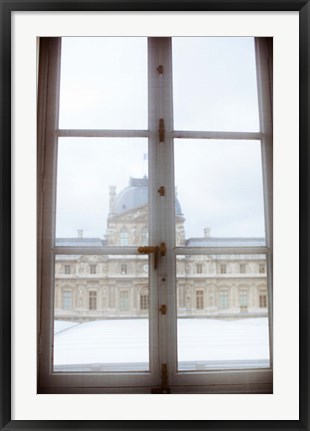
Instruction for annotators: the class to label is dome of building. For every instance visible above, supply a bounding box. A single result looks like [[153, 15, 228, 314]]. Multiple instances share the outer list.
[[111, 176, 183, 216]]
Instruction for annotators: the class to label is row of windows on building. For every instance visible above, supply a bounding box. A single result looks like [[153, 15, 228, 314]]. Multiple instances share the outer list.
[[195, 290, 267, 309], [63, 289, 149, 311], [63, 263, 128, 275], [62, 263, 266, 275], [61, 289, 267, 312], [197, 263, 266, 274]]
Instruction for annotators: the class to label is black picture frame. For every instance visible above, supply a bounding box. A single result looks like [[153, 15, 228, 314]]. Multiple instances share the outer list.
[[1, 0, 309, 429]]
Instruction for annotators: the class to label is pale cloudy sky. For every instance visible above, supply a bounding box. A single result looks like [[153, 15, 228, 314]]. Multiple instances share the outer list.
[[56, 37, 265, 240]]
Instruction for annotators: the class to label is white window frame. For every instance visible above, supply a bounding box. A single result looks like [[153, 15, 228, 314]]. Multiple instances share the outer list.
[[37, 37, 273, 394]]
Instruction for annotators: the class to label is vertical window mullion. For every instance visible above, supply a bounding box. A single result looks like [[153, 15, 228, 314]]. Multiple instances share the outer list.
[[159, 38, 176, 385], [148, 38, 176, 386], [148, 38, 164, 385]]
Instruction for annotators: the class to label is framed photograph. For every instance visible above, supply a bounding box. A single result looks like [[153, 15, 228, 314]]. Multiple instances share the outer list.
[[1, 0, 308, 429]]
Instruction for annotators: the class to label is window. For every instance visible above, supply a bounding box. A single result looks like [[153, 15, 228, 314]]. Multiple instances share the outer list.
[[64, 265, 71, 274], [119, 291, 129, 311], [140, 287, 149, 310], [63, 290, 72, 310], [38, 37, 272, 394], [89, 291, 97, 310], [196, 290, 204, 309], [120, 228, 129, 246], [259, 263, 266, 273], [240, 264, 246, 274], [90, 264, 96, 274], [121, 264, 127, 274], [239, 289, 248, 307], [220, 264, 227, 274], [219, 289, 229, 309], [259, 293, 267, 308]]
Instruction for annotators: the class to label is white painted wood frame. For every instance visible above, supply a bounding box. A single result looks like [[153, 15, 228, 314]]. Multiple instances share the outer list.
[[37, 36, 273, 394]]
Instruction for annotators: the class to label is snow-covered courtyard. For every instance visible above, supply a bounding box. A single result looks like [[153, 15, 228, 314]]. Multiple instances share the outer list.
[[54, 317, 270, 371]]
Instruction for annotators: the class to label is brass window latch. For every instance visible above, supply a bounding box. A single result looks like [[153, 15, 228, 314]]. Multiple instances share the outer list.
[[137, 242, 166, 270], [157, 64, 164, 74]]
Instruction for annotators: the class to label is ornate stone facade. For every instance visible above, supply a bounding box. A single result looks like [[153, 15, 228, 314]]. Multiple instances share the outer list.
[[54, 178, 268, 321]]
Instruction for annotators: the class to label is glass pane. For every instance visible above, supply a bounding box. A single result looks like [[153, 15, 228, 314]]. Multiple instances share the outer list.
[[53, 254, 150, 372], [59, 37, 147, 129], [176, 254, 270, 370], [172, 37, 259, 132], [56, 138, 148, 241], [174, 139, 265, 241]]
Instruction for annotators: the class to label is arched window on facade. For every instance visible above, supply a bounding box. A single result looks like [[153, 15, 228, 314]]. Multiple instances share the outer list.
[[239, 288, 248, 313], [219, 288, 229, 309], [196, 290, 204, 309], [259, 288, 268, 308], [140, 287, 149, 310], [119, 227, 129, 246], [63, 289, 72, 310]]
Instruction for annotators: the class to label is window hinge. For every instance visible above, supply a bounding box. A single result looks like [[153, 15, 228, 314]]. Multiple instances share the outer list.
[[157, 186, 165, 196], [157, 64, 164, 74], [159, 118, 165, 143], [159, 304, 167, 315]]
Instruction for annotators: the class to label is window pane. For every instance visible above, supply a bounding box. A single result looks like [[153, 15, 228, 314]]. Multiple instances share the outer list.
[[172, 37, 259, 132], [59, 37, 147, 129], [54, 255, 149, 372], [174, 139, 265, 241], [56, 138, 148, 241], [176, 254, 270, 370]]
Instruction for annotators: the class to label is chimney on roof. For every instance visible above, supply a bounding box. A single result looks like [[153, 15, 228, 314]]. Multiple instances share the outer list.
[[77, 229, 83, 238], [204, 227, 211, 238]]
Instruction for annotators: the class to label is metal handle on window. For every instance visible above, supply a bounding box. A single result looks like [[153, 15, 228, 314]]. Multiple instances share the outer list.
[[137, 242, 166, 269]]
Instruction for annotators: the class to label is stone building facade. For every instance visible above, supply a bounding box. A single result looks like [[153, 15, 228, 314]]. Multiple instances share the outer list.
[[54, 177, 268, 321]]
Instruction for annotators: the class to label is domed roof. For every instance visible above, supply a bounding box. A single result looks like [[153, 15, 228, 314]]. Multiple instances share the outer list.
[[111, 177, 183, 216]]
